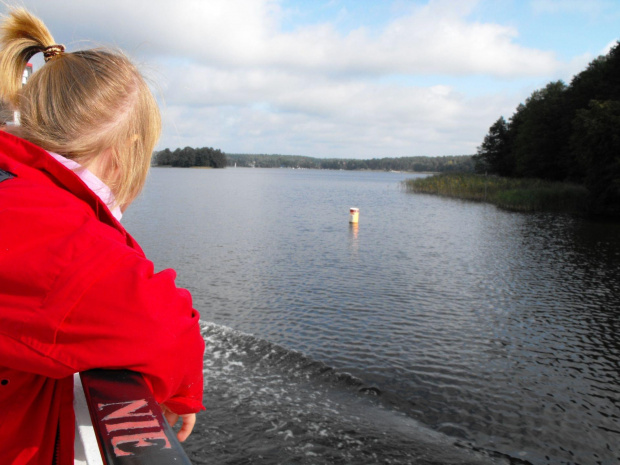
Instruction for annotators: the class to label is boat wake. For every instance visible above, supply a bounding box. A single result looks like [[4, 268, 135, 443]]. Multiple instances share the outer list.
[[180, 322, 524, 464]]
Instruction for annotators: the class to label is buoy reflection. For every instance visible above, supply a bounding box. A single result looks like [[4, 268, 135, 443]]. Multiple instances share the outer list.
[[349, 222, 359, 239]]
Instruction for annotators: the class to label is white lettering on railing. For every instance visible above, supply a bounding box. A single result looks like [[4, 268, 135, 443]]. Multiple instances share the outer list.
[[110, 432, 172, 457], [105, 419, 161, 433], [97, 399, 172, 457], [100, 399, 150, 421]]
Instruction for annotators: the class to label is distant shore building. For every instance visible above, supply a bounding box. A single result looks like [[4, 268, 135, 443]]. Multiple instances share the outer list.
[[22, 62, 33, 83], [1, 63, 33, 125]]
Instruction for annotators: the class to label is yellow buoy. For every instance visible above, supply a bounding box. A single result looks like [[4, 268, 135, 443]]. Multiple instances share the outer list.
[[349, 207, 359, 224]]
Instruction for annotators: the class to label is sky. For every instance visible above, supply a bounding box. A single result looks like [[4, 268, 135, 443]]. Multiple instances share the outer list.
[[5, 0, 620, 158]]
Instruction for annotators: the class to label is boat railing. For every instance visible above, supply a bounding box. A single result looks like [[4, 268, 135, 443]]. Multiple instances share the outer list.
[[73, 369, 192, 465]]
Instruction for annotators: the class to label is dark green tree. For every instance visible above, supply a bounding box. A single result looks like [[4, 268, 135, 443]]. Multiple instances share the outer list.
[[172, 147, 196, 167], [209, 148, 227, 168], [473, 116, 512, 175], [511, 81, 570, 180], [568, 41, 620, 109], [570, 100, 620, 214], [156, 148, 173, 165], [194, 147, 209, 166]]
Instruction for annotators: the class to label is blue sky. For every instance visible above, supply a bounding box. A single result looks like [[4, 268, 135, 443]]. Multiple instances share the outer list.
[[6, 0, 620, 158]]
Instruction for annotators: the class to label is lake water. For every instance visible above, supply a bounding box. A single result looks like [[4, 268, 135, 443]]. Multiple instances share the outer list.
[[124, 167, 620, 465]]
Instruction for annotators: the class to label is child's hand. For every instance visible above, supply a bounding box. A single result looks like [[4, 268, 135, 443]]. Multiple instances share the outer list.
[[161, 404, 197, 442]]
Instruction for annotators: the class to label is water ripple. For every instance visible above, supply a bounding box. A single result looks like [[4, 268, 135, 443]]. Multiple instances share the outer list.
[[126, 169, 620, 465]]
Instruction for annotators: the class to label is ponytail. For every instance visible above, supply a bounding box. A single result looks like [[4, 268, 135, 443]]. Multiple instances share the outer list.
[[0, 8, 56, 106], [0, 8, 161, 209]]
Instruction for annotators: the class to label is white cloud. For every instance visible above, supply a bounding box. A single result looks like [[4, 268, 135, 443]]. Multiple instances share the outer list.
[[601, 39, 618, 56], [158, 58, 520, 157], [2, 1, 591, 157], [23, 0, 559, 77]]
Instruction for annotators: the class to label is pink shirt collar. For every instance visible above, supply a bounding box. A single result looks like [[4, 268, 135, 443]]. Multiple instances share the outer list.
[[48, 152, 123, 222]]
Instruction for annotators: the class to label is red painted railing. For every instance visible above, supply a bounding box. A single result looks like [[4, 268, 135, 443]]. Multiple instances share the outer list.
[[78, 370, 192, 465]]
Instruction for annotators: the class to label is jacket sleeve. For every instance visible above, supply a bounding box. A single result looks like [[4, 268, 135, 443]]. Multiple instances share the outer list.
[[0, 200, 205, 414], [55, 249, 206, 414]]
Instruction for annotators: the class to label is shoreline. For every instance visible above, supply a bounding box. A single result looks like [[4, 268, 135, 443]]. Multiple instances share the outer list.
[[404, 172, 591, 214]]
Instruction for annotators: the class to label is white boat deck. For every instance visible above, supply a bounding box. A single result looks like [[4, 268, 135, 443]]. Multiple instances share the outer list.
[[73, 373, 104, 465]]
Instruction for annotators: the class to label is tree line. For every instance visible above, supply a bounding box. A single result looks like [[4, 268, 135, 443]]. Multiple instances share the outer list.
[[473, 41, 620, 215], [154, 147, 475, 173], [155, 146, 227, 168], [227, 154, 475, 173]]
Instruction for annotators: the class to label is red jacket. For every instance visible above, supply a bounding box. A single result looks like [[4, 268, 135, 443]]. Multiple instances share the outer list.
[[0, 131, 205, 464]]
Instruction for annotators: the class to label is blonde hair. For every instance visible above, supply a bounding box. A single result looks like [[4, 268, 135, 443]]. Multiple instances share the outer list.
[[0, 8, 161, 209]]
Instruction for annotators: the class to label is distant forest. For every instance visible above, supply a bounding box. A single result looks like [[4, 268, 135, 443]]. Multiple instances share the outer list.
[[155, 146, 227, 168], [473, 41, 620, 215], [226, 154, 474, 172], [153, 145, 474, 173], [153, 42, 620, 215]]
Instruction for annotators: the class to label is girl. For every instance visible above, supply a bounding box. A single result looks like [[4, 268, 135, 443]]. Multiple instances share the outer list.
[[0, 8, 205, 464]]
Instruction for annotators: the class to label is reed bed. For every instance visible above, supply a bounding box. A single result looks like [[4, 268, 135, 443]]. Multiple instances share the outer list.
[[404, 173, 589, 213]]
